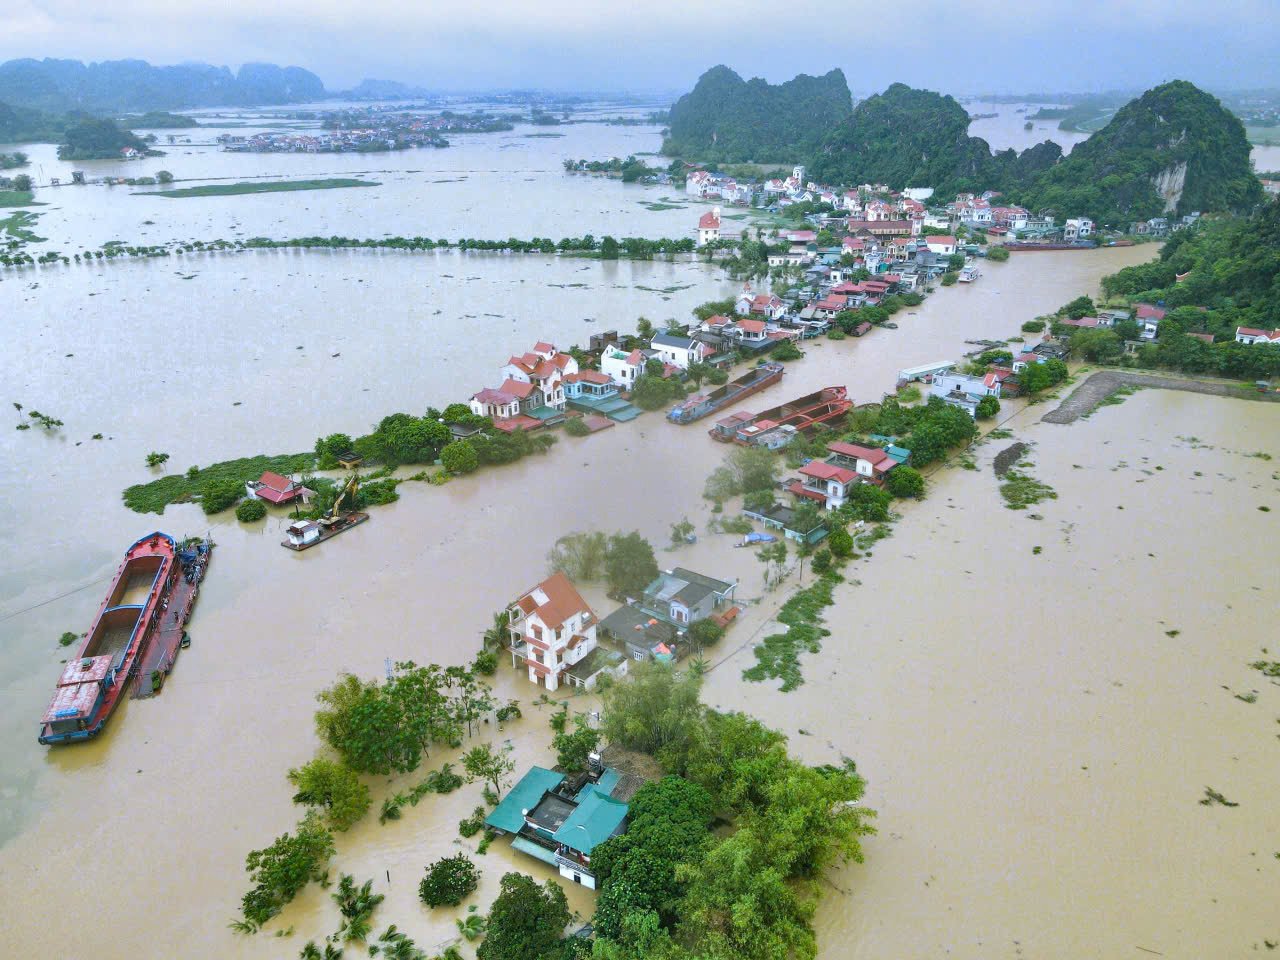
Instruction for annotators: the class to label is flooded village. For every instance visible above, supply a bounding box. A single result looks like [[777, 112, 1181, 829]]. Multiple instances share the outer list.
[[2, 64, 1279, 960]]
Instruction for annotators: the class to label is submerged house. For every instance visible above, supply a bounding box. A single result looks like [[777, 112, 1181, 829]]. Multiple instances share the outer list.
[[636, 567, 737, 628], [245, 471, 313, 506], [485, 761, 640, 889]]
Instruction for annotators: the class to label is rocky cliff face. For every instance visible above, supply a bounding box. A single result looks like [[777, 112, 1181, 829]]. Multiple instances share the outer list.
[[1153, 161, 1189, 212]]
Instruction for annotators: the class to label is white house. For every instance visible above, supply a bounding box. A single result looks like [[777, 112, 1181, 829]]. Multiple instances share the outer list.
[[601, 347, 648, 389], [498, 341, 577, 411], [1235, 326, 1280, 345], [651, 332, 709, 370], [507, 572, 598, 692], [1063, 217, 1094, 241], [825, 441, 899, 485], [697, 207, 721, 247], [925, 236, 958, 257], [930, 371, 1000, 416], [788, 460, 859, 510]]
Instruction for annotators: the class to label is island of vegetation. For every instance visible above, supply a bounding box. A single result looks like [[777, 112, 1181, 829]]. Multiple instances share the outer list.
[[663, 64, 853, 163], [147, 178, 380, 199], [118, 111, 200, 128]]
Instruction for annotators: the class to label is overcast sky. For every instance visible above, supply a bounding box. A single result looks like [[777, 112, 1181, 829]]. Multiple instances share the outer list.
[[5, 0, 1278, 95]]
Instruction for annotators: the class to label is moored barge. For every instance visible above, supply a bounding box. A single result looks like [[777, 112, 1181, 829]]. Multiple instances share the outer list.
[[39, 532, 211, 744], [709, 386, 851, 446], [667, 362, 784, 425]]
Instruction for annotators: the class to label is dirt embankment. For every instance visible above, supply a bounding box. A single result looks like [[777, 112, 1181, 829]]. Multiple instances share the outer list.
[[1042, 370, 1280, 424], [992, 441, 1029, 477]]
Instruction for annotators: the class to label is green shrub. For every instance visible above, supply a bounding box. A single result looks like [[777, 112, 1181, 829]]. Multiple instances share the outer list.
[[975, 395, 1001, 419], [200, 478, 243, 515], [1020, 319, 1045, 333], [419, 854, 480, 908], [440, 440, 479, 474], [885, 466, 925, 498], [941, 271, 959, 286], [235, 499, 267, 522], [473, 651, 498, 675], [564, 417, 591, 437], [58, 631, 79, 647], [458, 806, 486, 838], [986, 245, 1010, 262], [827, 527, 854, 559]]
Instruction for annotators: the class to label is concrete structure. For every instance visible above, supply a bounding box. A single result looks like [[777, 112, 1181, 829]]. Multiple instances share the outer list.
[[506, 572, 598, 691]]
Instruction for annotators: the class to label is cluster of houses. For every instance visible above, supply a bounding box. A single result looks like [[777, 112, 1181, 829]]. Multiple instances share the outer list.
[[503, 564, 739, 693], [217, 124, 445, 153]]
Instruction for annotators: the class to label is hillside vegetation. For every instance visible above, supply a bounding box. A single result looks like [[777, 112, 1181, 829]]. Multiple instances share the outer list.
[[810, 83, 1062, 196], [663, 65, 852, 164], [1015, 81, 1262, 224]]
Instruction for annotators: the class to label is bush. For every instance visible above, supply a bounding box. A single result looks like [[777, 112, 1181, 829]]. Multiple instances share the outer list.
[[235, 499, 267, 522], [986, 245, 1010, 262], [827, 327, 846, 340], [809, 548, 832, 575], [440, 440, 479, 474], [885, 465, 925, 499], [772, 340, 803, 361], [706, 367, 729, 385], [473, 650, 498, 675], [145, 451, 169, 468], [419, 854, 480, 908], [975, 395, 1001, 419], [941, 271, 959, 286], [688, 618, 725, 648], [564, 417, 591, 437], [1020, 319, 1045, 333], [287, 757, 371, 831], [458, 806, 486, 838], [827, 526, 854, 559], [200, 478, 243, 515]]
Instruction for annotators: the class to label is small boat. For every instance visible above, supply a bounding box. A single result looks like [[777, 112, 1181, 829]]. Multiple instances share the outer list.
[[958, 266, 981, 283]]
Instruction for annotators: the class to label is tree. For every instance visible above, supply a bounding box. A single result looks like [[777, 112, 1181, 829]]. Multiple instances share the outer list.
[[631, 375, 681, 411], [827, 526, 854, 559], [553, 714, 601, 772], [145, 451, 169, 467], [771, 339, 803, 361], [462, 742, 515, 800], [419, 854, 480, 908], [287, 757, 371, 831], [236, 499, 268, 522], [314, 664, 451, 776], [669, 517, 695, 544], [440, 440, 479, 474], [687, 618, 725, 651], [241, 812, 335, 926], [1068, 327, 1123, 362], [986, 244, 1010, 262], [600, 235, 620, 259], [975, 395, 1001, 419], [947, 253, 966, 271], [315, 433, 354, 469], [547, 530, 609, 581], [477, 872, 570, 960], [11, 173, 33, 192], [885, 465, 925, 498], [601, 661, 703, 761], [605, 531, 659, 598], [941, 271, 959, 286], [1061, 295, 1095, 320], [636, 317, 655, 340], [156, 170, 174, 184], [1017, 358, 1068, 394]]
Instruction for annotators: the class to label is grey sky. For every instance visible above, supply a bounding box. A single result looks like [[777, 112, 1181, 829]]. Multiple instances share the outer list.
[[5, 0, 1279, 95]]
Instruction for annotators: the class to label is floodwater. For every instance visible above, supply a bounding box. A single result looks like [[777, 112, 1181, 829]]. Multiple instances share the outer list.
[[704, 387, 1280, 958], [2, 109, 1275, 958]]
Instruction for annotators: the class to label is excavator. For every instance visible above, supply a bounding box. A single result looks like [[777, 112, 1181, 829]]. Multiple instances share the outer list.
[[320, 473, 360, 528]]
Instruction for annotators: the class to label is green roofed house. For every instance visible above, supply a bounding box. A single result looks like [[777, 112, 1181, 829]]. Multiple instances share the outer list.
[[485, 761, 640, 889]]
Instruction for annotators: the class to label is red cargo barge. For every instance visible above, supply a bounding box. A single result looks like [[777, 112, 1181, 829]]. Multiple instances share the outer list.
[[38, 532, 211, 745], [709, 386, 851, 445]]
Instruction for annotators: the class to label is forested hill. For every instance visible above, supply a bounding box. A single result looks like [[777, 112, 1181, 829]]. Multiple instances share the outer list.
[[662, 65, 853, 163], [0, 58, 327, 113], [809, 83, 1062, 196], [1014, 80, 1263, 224]]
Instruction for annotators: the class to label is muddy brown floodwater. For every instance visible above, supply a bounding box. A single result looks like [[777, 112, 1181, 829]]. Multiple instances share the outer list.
[[3, 238, 1276, 958]]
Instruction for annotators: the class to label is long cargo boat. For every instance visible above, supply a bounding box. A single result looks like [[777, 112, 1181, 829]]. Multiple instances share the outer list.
[[709, 386, 851, 445], [1001, 241, 1098, 251], [667, 362, 784, 425], [39, 532, 211, 744]]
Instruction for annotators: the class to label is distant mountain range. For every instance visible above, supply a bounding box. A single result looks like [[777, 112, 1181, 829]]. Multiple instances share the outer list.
[[0, 58, 327, 114]]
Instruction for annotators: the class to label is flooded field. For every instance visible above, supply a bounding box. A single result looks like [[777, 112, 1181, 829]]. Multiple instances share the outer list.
[[706, 388, 1280, 958]]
